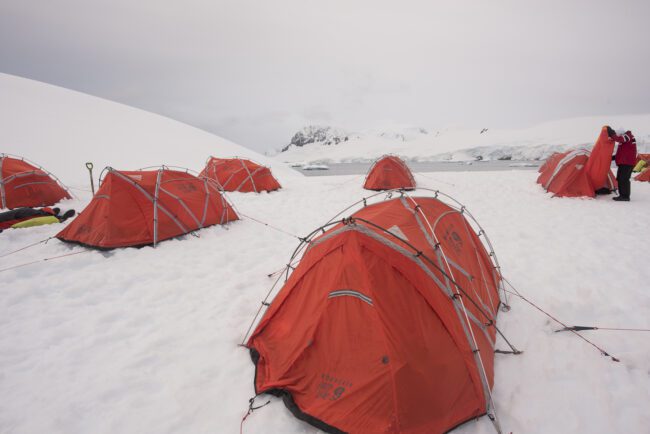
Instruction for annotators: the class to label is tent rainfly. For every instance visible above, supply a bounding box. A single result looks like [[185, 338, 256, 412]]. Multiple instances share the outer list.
[[0, 153, 71, 209], [57, 166, 238, 248], [199, 157, 281, 193], [537, 127, 618, 197], [363, 155, 416, 191], [246, 192, 513, 434]]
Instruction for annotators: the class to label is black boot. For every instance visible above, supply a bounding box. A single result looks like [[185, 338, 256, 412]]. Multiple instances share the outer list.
[[58, 209, 76, 222], [612, 196, 630, 202]]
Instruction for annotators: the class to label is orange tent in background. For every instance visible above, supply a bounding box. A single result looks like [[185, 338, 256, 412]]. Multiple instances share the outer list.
[[537, 150, 595, 197], [57, 167, 238, 248], [0, 154, 70, 209], [537, 127, 617, 197], [247, 196, 505, 434], [363, 155, 416, 190], [635, 169, 650, 182], [199, 157, 281, 193], [636, 154, 650, 165], [538, 151, 565, 174], [584, 126, 616, 189]]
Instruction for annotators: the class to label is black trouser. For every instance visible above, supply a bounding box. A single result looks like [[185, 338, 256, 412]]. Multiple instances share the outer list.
[[0, 207, 50, 223], [616, 165, 633, 199]]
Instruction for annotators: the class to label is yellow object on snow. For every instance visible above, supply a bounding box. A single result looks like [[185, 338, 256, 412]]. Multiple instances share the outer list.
[[633, 160, 647, 172], [11, 215, 60, 229]]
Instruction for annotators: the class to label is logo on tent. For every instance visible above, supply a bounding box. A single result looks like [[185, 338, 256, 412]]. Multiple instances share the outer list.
[[443, 228, 463, 253], [387, 225, 408, 241]]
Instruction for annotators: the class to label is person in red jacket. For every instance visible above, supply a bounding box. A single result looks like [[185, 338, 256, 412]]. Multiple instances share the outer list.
[[607, 126, 637, 201]]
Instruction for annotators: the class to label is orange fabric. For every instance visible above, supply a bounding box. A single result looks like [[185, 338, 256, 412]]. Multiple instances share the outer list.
[[537, 128, 619, 198], [199, 157, 281, 192], [635, 168, 650, 182], [0, 155, 70, 209], [248, 197, 501, 433], [57, 168, 238, 248], [363, 155, 416, 191], [584, 126, 616, 190], [537, 151, 595, 197], [538, 151, 566, 174], [637, 154, 650, 164], [537, 151, 569, 184]]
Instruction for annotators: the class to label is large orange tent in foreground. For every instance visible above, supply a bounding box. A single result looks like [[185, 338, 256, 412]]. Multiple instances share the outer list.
[[363, 155, 416, 190], [537, 127, 617, 197], [199, 157, 281, 193], [247, 194, 508, 434], [0, 153, 71, 209], [57, 167, 238, 248]]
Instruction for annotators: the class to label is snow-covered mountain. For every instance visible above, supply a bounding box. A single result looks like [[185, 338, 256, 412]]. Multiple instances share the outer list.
[[277, 116, 650, 164], [0, 73, 296, 186], [281, 126, 354, 152]]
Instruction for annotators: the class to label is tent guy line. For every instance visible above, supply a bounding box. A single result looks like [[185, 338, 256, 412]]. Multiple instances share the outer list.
[[0, 235, 53, 258], [501, 278, 620, 362], [0, 249, 91, 274]]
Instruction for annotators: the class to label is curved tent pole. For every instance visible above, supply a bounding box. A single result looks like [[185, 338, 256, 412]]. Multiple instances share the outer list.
[[153, 169, 163, 247], [98, 166, 113, 185], [245, 189, 518, 349], [363, 154, 415, 187], [403, 188, 509, 308], [108, 168, 188, 245], [317, 187, 507, 300], [241, 212, 516, 433], [397, 195, 503, 433], [138, 164, 199, 174], [238, 157, 257, 193], [544, 148, 590, 192], [0, 152, 75, 201], [203, 156, 276, 192]]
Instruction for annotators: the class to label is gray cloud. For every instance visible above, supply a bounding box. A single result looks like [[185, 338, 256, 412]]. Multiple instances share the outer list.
[[1, 0, 649, 152]]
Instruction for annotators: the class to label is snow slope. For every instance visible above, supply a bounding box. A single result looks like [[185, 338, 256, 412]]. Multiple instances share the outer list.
[[278, 116, 650, 163], [0, 73, 296, 187]]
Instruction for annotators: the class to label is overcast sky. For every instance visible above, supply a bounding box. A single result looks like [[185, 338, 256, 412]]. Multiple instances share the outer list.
[[1, 0, 649, 152]]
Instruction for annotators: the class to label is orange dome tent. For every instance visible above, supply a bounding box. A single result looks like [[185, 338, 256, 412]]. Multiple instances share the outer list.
[[57, 167, 238, 248], [635, 168, 650, 182], [199, 157, 281, 193], [0, 153, 71, 209], [537, 127, 617, 197], [363, 155, 416, 191], [246, 192, 511, 434], [538, 151, 565, 174]]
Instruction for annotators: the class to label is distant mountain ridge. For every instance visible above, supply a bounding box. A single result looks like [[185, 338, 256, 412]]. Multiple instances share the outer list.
[[277, 116, 650, 164], [282, 126, 352, 152]]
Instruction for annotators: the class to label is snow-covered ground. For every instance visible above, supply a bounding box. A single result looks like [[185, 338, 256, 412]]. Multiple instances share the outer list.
[[2, 171, 649, 434], [2, 75, 649, 434], [277, 117, 650, 164]]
